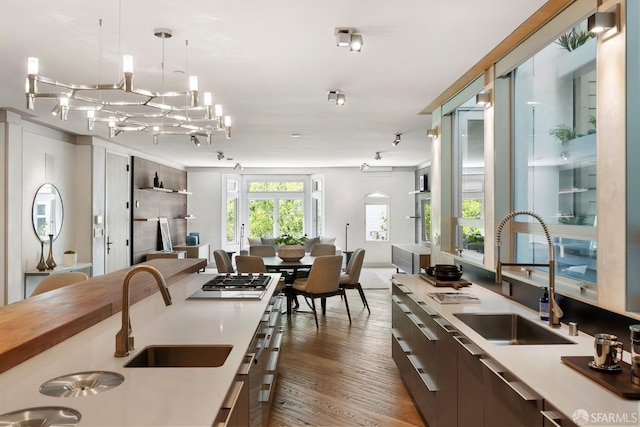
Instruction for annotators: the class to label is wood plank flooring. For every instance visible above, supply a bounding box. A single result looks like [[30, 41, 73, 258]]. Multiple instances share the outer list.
[[268, 287, 425, 427]]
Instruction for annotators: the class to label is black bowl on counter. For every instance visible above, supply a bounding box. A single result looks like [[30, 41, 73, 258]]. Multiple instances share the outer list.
[[432, 264, 463, 281], [424, 266, 436, 276]]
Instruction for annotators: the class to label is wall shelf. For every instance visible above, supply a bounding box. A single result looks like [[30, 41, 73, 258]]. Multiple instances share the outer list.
[[409, 190, 430, 195], [140, 186, 174, 193]]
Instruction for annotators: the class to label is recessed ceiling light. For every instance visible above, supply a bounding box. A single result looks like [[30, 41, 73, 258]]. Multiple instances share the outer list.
[[290, 133, 301, 138]]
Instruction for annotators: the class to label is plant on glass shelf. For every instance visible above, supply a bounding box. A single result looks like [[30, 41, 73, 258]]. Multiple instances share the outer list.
[[274, 233, 307, 246]]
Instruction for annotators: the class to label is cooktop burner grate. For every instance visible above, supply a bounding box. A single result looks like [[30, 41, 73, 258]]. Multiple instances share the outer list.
[[201, 274, 271, 291]]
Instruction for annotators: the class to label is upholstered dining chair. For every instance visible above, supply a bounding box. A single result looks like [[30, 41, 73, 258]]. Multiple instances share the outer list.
[[339, 248, 369, 313], [31, 272, 89, 296], [249, 245, 277, 257], [236, 255, 285, 291], [213, 249, 235, 274], [291, 255, 350, 328], [309, 244, 336, 256]]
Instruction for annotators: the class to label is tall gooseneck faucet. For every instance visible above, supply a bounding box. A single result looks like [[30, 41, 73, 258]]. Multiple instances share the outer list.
[[115, 265, 172, 357], [495, 211, 563, 328]]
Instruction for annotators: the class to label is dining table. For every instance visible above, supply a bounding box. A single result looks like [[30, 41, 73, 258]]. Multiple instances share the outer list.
[[261, 255, 317, 318]]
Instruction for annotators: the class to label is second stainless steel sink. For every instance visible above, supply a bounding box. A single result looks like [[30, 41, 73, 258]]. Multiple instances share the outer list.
[[124, 344, 233, 368], [453, 313, 575, 345]]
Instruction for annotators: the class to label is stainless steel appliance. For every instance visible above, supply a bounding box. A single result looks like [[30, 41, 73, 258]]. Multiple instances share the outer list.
[[187, 274, 272, 300]]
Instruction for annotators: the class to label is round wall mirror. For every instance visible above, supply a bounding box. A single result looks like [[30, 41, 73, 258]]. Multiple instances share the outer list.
[[32, 183, 64, 241]]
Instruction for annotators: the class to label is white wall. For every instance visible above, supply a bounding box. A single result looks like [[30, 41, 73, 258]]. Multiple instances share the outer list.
[[186, 166, 415, 266]]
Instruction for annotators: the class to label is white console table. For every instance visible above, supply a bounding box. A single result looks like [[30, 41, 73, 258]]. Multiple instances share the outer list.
[[24, 262, 93, 299]]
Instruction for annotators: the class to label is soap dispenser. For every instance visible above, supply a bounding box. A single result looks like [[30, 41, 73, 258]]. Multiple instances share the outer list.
[[539, 287, 549, 321]]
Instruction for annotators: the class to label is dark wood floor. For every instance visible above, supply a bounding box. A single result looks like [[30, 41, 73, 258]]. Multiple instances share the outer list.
[[268, 288, 425, 427]]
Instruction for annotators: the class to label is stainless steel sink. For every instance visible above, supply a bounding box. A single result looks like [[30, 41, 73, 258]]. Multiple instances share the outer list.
[[124, 344, 233, 368], [39, 371, 124, 397], [0, 406, 81, 426], [453, 313, 575, 345]]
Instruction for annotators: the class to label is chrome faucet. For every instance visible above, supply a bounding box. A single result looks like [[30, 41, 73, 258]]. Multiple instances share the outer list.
[[495, 211, 563, 328], [115, 265, 172, 357]]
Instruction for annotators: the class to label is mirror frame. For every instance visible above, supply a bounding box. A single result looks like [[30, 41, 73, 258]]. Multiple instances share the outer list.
[[32, 183, 64, 242]]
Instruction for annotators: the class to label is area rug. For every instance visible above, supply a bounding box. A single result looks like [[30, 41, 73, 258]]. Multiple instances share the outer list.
[[359, 268, 395, 289]]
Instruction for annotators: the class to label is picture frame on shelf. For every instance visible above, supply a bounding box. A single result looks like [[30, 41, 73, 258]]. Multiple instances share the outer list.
[[419, 174, 429, 192], [159, 216, 173, 252]]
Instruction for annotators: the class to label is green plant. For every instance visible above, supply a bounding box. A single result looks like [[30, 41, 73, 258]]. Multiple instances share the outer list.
[[63, 249, 76, 254], [274, 233, 307, 246], [549, 124, 577, 145], [555, 28, 595, 52], [467, 231, 484, 243]]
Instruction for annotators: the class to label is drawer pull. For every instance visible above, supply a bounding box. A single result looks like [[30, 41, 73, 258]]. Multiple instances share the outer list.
[[480, 358, 540, 401], [540, 410, 563, 427], [407, 313, 438, 341], [434, 316, 457, 333], [453, 335, 483, 356], [407, 354, 438, 392]]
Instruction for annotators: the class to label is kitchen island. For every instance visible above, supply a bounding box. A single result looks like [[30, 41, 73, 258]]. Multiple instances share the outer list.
[[392, 274, 640, 426], [0, 260, 281, 426]]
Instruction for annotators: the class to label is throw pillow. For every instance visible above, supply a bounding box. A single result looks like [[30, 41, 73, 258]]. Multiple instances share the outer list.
[[261, 237, 278, 248], [247, 237, 262, 247], [304, 237, 320, 252], [320, 236, 336, 245]]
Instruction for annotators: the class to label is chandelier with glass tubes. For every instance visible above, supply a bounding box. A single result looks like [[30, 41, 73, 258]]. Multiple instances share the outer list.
[[25, 28, 231, 145]]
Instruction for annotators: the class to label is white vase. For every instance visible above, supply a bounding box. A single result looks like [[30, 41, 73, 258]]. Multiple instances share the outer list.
[[278, 245, 305, 262], [63, 253, 77, 267]]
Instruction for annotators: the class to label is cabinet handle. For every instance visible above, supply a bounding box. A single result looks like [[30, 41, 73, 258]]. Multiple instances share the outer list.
[[272, 328, 284, 350], [434, 316, 458, 333], [407, 313, 438, 341], [392, 296, 411, 314], [392, 329, 411, 353], [214, 380, 244, 426], [479, 358, 540, 401], [540, 411, 563, 427], [407, 354, 438, 392], [453, 335, 483, 356]]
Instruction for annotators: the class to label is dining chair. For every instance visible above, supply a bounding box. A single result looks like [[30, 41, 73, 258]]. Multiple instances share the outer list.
[[236, 255, 285, 291], [31, 272, 89, 296], [291, 255, 350, 328], [310, 243, 336, 256], [249, 245, 277, 257], [213, 249, 235, 274], [339, 248, 369, 313]]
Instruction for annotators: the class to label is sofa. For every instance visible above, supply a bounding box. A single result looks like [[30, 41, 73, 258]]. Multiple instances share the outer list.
[[242, 236, 342, 256]]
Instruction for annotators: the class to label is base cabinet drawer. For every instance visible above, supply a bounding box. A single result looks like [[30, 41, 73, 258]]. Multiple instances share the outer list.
[[481, 358, 543, 427], [455, 336, 485, 427]]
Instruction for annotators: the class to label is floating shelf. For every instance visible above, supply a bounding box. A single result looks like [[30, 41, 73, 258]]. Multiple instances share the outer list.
[[182, 215, 196, 220], [140, 187, 173, 193], [406, 216, 422, 219], [174, 190, 192, 195], [409, 190, 430, 195], [134, 218, 160, 222]]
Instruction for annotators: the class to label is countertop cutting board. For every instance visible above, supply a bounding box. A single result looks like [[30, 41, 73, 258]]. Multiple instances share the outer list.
[[561, 356, 640, 399]]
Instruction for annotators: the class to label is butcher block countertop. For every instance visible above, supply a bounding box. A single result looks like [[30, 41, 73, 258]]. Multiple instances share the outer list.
[[0, 258, 206, 374]]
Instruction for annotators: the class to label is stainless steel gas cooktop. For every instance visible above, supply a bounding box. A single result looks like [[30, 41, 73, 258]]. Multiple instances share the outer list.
[[187, 274, 272, 300]]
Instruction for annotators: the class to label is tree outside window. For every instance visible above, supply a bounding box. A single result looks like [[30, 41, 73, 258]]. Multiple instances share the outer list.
[[366, 204, 388, 241]]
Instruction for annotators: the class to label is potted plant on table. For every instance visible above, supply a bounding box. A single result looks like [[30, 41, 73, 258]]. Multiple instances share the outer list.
[[274, 233, 307, 262], [63, 250, 77, 267]]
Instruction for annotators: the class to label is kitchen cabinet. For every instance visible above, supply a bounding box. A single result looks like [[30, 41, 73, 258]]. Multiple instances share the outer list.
[[454, 335, 485, 427], [391, 244, 431, 274], [481, 357, 543, 427], [391, 280, 456, 427], [541, 401, 579, 427]]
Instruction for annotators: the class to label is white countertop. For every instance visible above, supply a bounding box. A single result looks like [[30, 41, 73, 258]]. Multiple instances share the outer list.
[[393, 274, 640, 420], [0, 272, 279, 426]]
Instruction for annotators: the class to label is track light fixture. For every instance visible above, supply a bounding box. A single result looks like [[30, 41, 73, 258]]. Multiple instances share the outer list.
[[392, 134, 401, 146], [217, 152, 225, 160], [191, 135, 201, 147], [427, 127, 439, 138], [25, 28, 232, 145], [360, 163, 370, 171], [335, 28, 364, 52], [374, 152, 382, 161], [234, 163, 243, 170], [328, 90, 346, 106]]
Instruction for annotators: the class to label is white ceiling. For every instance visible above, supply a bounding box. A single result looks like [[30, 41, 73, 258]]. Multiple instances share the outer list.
[[0, 0, 547, 169]]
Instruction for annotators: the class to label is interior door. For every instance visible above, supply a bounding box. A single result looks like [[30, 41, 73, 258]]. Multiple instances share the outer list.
[[105, 152, 130, 273]]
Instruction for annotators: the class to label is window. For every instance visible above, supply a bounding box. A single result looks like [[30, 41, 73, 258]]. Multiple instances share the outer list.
[[421, 198, 432, 242], [452, 96, 485, 255], [512, 19, 597, 284], [247, 178, 305, 238], [225, 179, 239, 244], [365, 204, 389, 241]]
